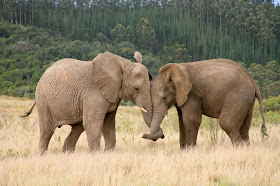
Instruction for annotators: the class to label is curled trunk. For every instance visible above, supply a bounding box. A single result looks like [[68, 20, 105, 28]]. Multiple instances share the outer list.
[[142, 114, 164, 141]]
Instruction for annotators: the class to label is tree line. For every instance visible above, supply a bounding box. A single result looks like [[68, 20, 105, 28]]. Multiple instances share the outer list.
[[0, 22, 279, 99], [1, 0, 280, 64], [0, 0, 279, 100]]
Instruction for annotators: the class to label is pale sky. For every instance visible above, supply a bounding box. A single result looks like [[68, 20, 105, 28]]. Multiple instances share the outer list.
[[275, 0, 280, 6]]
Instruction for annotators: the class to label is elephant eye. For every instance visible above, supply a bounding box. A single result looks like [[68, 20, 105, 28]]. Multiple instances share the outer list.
[[163, 96, 166, 100], [135, 87, 139, 91]]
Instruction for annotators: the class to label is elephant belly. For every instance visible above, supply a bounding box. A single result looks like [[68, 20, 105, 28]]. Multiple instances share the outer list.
[[55, 119, 83, 127], [36, 87, 84, 125], [202, 106, 220, 119], [200, 93, 224, 119], [48, 97, 83, 124]]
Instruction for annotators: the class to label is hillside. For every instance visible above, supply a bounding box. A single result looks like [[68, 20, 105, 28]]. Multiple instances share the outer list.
[[0, 0, 280, 98], [0, 21, 279, 99], [1, 0, 280, 63]]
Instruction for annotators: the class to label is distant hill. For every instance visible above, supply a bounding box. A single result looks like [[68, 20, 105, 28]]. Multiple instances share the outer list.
[[0, 0, 279, 98]]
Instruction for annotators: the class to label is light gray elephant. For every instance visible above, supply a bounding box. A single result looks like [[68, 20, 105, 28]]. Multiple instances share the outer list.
[[22, 51, 157, 154], [143, 59, 268, 148]]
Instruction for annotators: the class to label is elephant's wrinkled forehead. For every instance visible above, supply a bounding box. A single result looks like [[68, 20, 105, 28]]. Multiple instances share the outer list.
[[151, 76, 166, 91], [131, 64, 149, 78]]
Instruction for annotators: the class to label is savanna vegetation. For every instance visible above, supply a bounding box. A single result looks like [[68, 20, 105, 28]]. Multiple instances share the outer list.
[[0, 0, 280, 99], [0, 96, 279, 185], [1, 1, 280, 185]]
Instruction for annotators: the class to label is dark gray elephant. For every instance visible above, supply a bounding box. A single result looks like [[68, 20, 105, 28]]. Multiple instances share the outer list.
[[22, 51, 156, 154], [143, 59, 268, 148]]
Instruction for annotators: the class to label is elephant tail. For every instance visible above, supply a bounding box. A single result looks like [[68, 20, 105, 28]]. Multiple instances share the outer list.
[[254, 85, 269, 137], [20, 102, 36, 117]]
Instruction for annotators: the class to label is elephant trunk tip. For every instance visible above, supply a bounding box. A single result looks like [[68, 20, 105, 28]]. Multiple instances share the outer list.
[[142, 128, 164, 141], [142, 134, 165, 141]]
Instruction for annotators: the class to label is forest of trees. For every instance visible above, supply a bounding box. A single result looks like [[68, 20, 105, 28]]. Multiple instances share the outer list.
[[0, 0, 279, 99]]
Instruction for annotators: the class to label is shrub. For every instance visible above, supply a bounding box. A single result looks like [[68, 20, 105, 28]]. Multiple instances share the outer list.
[[263, 96, 280, 112]]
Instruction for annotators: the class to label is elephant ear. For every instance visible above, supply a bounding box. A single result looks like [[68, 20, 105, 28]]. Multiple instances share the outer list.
[[92, 53, 122, 103], [134, 51, 152, 80], [160, 64, 192, 107], [134, 51, 142, 63]]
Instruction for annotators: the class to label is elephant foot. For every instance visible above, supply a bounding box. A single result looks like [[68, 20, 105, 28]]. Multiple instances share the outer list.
[[63, 146, 75, 153]]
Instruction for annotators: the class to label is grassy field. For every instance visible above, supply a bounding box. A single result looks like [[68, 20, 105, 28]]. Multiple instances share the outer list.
[[0, 96, 280, 185]]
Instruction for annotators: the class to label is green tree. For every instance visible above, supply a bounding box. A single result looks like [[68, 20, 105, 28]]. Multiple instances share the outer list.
[[1, 1, 280, 99], [135, 18, 157, 52], [159, 44, 192, 63], [126, 25, 135, 43], [110, 24, 127, 43], [94, 32, 110, 44]]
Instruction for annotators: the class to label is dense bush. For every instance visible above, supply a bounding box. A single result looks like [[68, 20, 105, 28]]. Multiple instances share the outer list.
[[263, 96, 280, 112], [0, 21, 279, 99]]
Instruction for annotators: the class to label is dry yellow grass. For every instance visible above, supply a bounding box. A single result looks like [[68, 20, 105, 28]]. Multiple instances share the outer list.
[[0, 95, 280, 185]]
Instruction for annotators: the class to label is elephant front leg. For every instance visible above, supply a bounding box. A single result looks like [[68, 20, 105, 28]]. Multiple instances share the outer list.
[[83, 110, 106, 152], [182, 119, 201, 147], [63, 123, 84, 153], [103, 111, 117, 151], [176, 105, 186, 150], [180, 96, 202, 148]]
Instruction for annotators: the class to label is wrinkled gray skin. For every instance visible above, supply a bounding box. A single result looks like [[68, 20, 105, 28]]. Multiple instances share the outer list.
[[143, 59, 267, 148], [23, 52, 154, 154]]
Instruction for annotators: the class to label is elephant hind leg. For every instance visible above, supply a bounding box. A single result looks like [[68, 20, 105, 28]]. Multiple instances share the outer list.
[[219, 116, 243, 146], [219, 103, 251, 146], [39, 130, 55, 155], [63, 123, 84, 153], [239, 103, 254, 145], [38, 106, 55, 155]]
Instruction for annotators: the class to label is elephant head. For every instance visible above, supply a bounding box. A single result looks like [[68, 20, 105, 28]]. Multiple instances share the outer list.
[[92, 51, 153, 127], [142, 63, 192, 140]]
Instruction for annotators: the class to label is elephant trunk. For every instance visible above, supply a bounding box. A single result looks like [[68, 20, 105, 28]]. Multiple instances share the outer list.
[[142, 113, 164, 141], [141, 107, 153, 128], [136, 91, 153, 128]]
